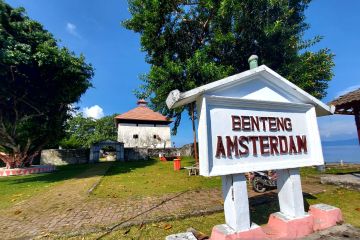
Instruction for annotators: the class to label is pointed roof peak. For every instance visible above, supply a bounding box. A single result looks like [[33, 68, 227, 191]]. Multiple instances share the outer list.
[[115, 100, 172, 123], [166, 65, 333, 116], [137, 99, 148, 106]]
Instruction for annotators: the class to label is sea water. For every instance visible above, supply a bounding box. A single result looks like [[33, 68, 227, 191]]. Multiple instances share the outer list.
[[323, 145, 360, 163]]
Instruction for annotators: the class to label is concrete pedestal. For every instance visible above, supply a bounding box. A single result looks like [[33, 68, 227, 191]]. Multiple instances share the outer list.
[[210, 223, 268, 240], [209, 204, 343, 240], [263, 212, 314, 239], [309, 204, 343, 231]]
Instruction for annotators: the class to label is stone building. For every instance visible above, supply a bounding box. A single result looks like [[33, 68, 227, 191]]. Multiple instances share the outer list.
[[115, 100, 172, 148]]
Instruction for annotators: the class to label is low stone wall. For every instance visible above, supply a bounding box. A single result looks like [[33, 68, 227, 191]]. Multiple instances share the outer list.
[[0, 165, 56, 177], [39, 144, 197, 164], [147, 144, 197, 158], [124, 148, 149, 161], [41, 149, 89, 166], [179, 143, 197, 157], [125, 143, 197, 161], [148, 148, 180, 158]]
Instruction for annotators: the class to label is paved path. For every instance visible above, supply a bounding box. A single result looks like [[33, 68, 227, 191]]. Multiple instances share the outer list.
[[0, 165, 326, 240], [321, 174, 360, 191]]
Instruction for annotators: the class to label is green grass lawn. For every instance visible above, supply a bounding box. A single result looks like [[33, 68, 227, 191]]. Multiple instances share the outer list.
[[300, 164, 360, 177], [0, 164, 98, 210], [91, 157, 222, 199]]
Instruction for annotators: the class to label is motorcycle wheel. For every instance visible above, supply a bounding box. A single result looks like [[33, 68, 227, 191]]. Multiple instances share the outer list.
[[252, 176, 267, 193]]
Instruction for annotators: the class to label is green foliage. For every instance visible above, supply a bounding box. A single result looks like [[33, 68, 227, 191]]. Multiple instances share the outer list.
[[124, 0, 334, 133], [59, 114, 118, 149], [0, 1, 93, 167]]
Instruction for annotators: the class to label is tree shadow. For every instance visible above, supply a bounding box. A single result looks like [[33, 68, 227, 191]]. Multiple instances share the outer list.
[[249, 192, 279, 225], [303, 192, 318, 211], [248, 191, 319, 225], [332, 171, 360, 176], [101, 158, 157, 177]]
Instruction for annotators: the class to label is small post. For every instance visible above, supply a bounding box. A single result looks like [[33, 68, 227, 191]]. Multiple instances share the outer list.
[[248, 55, 259, 69], [276, 168, 306, 218], [222, 173, 251, 231], [316, 165, 325, 172]]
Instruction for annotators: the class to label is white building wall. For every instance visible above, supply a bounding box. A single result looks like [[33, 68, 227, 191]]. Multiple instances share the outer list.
[[117, 123, 171, 148]]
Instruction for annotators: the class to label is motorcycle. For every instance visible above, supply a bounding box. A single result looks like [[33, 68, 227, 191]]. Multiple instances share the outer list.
[[250, 171, 277, 193]]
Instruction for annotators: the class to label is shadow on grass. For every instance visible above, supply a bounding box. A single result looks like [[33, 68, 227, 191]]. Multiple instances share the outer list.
[[104, 158, 157, 177], [325, 165, 360, 175], [248, 191, 318, 225], [329, 171, 360, 176], [249, 192, 279, 225], [0, 159, 157, 185]]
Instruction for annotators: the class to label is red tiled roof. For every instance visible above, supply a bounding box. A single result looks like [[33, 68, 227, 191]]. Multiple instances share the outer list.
[[115, 100, 172, 123]]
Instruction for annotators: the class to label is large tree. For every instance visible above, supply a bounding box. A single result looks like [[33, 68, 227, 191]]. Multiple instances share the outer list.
[[0, 1, 93, 168], [124, 0, 335, 163], [59, 114, 118, 149]]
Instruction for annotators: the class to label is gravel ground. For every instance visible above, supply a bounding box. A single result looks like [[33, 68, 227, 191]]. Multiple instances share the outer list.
[[304, 224, 360, 240]]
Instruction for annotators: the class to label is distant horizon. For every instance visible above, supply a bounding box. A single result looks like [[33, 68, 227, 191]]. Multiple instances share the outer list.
[[321, 138, 359, 146]]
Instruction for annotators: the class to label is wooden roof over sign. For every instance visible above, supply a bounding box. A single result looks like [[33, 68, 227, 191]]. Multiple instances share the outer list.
[[329, 88, 360, 115]]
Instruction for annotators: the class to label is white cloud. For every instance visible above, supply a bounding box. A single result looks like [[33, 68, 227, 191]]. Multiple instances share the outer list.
[[318, 115, 357, 140], [334, 84, 360, 98], [66, 22, 81, 38], [82, 105, 104, 119], [68, 104, 79, 116]]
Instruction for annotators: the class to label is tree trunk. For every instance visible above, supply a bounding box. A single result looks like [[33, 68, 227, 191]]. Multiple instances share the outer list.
[[190, 102, 199, 166], [0, 150, 36, 169]]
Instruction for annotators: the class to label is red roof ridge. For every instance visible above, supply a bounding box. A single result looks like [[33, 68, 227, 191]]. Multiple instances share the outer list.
[[115, 103, 172, 123]]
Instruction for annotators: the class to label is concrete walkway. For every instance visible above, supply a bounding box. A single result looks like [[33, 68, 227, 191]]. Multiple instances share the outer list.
[[0, 165, 326, 240], [321, 173, 360, 191]]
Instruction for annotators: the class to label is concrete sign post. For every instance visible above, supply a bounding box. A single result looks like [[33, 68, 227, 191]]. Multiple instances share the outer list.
[[166, 56, 343, 239], [277, 168, 305, 218], [222, 174, 250, 231]]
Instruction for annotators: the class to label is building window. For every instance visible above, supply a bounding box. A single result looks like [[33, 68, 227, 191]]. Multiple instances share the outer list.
[[133, 134, 138, 139]]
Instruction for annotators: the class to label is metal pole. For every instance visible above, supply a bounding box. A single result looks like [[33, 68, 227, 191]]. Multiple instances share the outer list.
[[190, 102, 199, 166]]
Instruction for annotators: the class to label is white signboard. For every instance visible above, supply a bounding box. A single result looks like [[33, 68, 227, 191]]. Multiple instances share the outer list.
[[198, 95, 324, 176]]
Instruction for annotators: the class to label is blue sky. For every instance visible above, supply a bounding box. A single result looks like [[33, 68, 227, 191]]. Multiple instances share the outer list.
[[6, 0, 360, 146]]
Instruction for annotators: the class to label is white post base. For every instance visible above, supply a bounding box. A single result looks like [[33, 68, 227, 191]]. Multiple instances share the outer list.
[[276, 168, 305, 218], [222, 173, 251, 232]]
